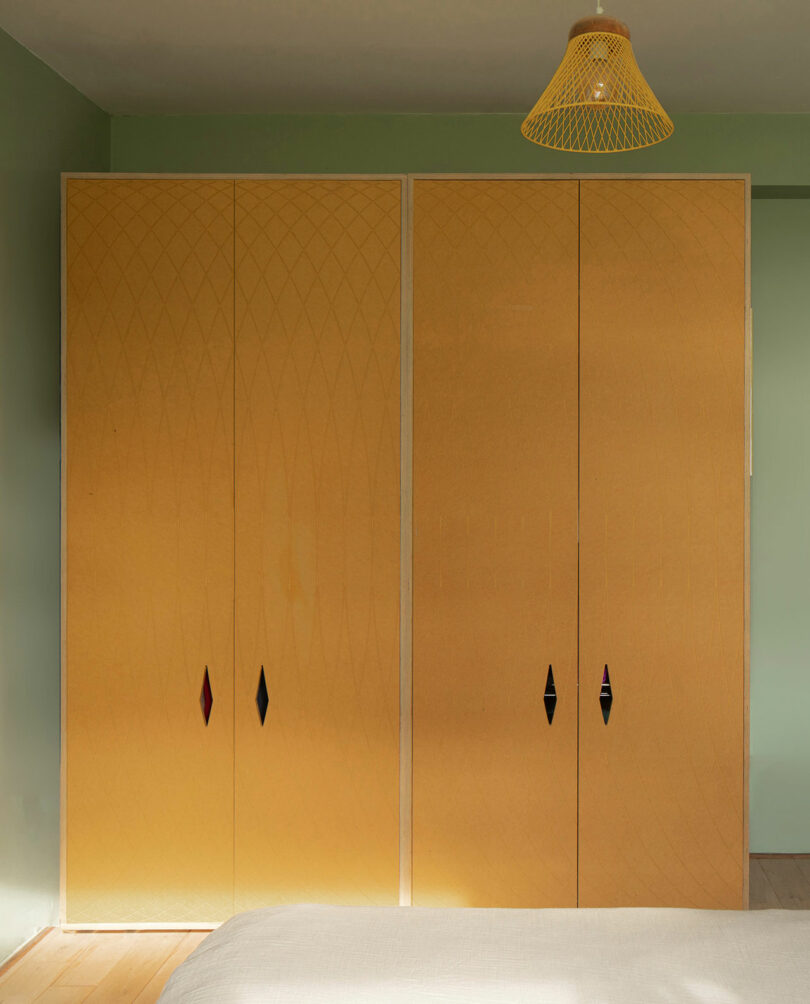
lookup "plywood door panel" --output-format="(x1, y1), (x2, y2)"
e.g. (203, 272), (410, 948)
(578, 180), (746, 908)
(65, 179), (235, 923)
(234, 180), (400, 909)
(412, 180), (579, 907)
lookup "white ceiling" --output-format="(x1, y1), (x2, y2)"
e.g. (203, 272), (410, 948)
(0, 0), (807, 116)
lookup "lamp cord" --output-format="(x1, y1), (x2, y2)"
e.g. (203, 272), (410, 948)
(596, 2), (604, 12)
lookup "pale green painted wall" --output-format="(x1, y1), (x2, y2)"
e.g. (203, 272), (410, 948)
(750, 199), (810, 852)
(0, 39), (802, 964)
(110, 112), (810, 182)
(0, 100), (805, 965)
(110, 112), (810, 854)
(0, 29), (109, 963)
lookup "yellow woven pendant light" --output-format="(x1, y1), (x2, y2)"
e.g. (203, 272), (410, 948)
(521, 8), (673, 153)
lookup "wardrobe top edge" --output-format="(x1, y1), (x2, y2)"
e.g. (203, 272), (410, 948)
(61, 172), (752, 182)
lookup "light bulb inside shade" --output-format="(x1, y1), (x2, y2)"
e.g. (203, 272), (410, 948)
(583, 69), (614, 103)
(585, 38), (614, 102)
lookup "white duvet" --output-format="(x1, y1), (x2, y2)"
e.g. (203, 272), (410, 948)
(159, 903), (810, 1003)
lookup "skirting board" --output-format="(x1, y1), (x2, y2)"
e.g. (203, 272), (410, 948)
(61, 923), (219, 932)
(0, 927), (52, 976)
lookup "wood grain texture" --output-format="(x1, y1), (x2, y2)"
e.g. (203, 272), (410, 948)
(233, 180), (401, 908)
(412, 180), (580, 907)
(56, 933), (139, 988)
(0, 928), (52, 980)
(80, 934), (178, 1002)
(0, 932), (84, 999)
(0, 930), (205, 1003)
(65, 179), (235, 923)
(132, 932), (208, 1002)
(578, 180), (747, 908)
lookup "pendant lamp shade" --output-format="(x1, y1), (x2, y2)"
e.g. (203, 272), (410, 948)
(521, 15), (673, 153)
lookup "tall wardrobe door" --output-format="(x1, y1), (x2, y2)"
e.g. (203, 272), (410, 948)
(412, 180), (580, 907)
(234, 180), (401, 908)
(579, 180), (747, 908)
(65, 179), (235, 923)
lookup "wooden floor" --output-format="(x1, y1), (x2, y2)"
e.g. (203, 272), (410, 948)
(2, 857), (808, 1002)
(749, 854), (810, 910)
(0, 930), (208, 1003)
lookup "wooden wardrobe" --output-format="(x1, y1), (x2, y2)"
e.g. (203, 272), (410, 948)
(412, 177), (749, 910)
(63, 174), (749, 924)
(63, 177), (402, 924)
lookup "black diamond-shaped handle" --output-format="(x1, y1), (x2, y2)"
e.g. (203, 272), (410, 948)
(256, 666), (269, 725)
(543, 665), (557, 724)
(599, 665), (613, 725)
(200, 666), (213, 725)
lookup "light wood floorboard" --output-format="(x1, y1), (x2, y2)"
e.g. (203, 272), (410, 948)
(1, 858), (807, 1000)
(0, 930), (204, 1004)
(132, 934), (208, 1004)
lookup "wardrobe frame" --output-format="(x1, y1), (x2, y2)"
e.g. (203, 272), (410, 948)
(60, 172), (751, 928)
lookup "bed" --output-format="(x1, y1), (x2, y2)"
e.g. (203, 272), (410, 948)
(159, 903), (810, 1002)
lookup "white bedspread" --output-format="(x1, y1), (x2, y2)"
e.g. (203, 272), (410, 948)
(159, 904), (810, 1003)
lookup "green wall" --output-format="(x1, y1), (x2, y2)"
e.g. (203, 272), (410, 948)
(111, 112), (810, 183)
(750, 199), (810, 851)
(110, 112), (810, 854)
(1, 92), (806, 966)
(0, 29), (109, 964)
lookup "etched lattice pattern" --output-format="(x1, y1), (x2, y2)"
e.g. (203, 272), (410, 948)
(234, 180), (401, 908)
(412, 181), (580, 908)
(522, 32), (673, 152)
(65, 179), (235, 923)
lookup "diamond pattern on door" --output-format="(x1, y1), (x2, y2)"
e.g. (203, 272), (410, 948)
(65, 179), (235, 924)
(412, 180), (579, 908)
(234, 180), (401, 908)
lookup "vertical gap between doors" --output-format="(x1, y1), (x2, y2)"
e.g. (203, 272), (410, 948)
(576, 180), (581, 910)
(232, 180), (237, 918)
